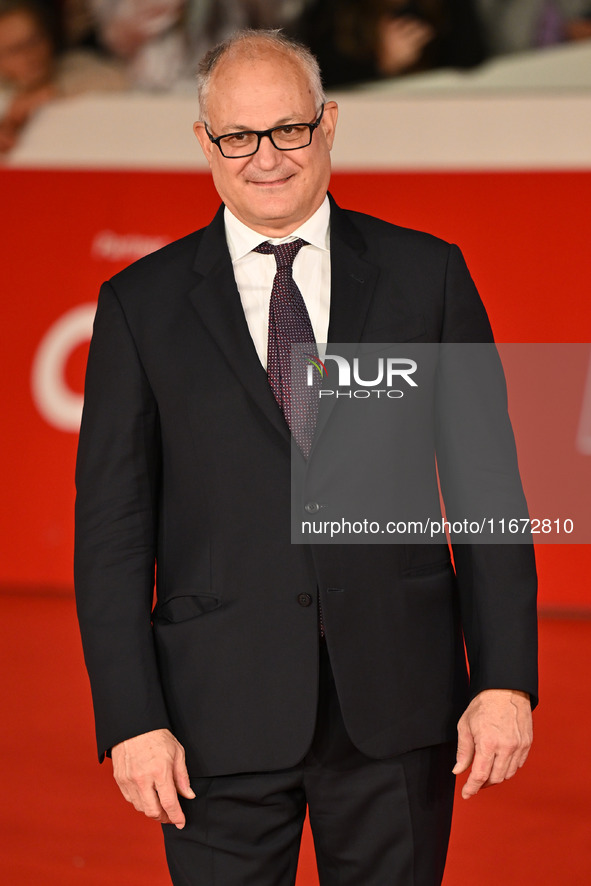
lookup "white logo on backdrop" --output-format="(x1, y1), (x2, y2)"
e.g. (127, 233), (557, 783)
(91, 230), (167, 262)
(31, 304), (96, 433)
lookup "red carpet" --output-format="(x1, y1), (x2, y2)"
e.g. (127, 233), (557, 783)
(1, 592), (589, 885)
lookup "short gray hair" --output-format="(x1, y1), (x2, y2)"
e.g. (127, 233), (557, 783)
(197, 29), (326, 121)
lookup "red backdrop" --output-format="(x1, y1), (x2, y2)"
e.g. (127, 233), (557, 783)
(2, 168), (590, 607)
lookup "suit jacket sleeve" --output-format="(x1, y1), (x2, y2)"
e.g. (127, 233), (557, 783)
(438, 244), (538, 707)
(75, 280), (171, 760)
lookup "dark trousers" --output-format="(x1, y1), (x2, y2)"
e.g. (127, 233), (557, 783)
(162, 641), (456, 886)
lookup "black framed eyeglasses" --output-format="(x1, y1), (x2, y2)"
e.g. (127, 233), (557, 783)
(204, 106), (325, 159)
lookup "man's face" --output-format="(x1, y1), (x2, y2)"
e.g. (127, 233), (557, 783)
(194, 47), (338, 236)
(0, 11), (53, 89)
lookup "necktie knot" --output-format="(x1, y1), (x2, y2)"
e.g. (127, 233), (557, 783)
(254, 238), (306, 269)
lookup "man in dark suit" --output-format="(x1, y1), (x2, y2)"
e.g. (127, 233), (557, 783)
(75, 28), (537, 886)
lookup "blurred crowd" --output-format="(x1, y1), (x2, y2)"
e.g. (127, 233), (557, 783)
(1, 0), (591, 152)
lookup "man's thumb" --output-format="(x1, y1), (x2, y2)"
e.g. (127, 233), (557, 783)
(452, 729), (475, 775)
(174, 755), (196, 799)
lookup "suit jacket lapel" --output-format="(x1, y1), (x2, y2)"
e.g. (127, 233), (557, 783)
(327, 195), (380, 344)
(188, 205), (291, 445)
(312, 196), (380, 443)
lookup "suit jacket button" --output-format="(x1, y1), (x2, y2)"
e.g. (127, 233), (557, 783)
(304, 502), (320, 513)
(297, 593), (313, 607)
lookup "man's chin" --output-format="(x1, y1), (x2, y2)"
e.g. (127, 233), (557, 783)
(245, 193), (299, 223)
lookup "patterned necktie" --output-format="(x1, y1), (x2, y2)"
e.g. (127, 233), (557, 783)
(254, 239), (319, 457)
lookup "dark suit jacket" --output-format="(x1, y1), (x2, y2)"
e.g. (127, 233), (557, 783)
(74, 196), (538, 776)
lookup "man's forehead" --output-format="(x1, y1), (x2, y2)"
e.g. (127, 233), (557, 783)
(215, 43), (299, 73)
(209, 47), (309, 96)
(207, 52), (315, 128)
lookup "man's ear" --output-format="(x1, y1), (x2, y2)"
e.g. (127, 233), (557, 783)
(193, 121), (213, 165)
(321, 101), (338, 151)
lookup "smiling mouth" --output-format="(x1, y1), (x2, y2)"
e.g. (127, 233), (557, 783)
(249, 175), (294, 187)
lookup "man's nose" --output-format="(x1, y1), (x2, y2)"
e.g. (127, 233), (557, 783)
(252, 133), (283, 169)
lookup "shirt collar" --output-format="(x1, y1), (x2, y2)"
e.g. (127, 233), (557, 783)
(224, 195), (330, 263)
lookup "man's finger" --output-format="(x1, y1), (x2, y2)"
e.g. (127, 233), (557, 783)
(156, 781), (186, 829)
(503, 754), (522, 781)
(116, 777), (145, 812)
(132, 787), (174, 825)
(139, 785), (170, 821)
(485, 750), (515, 785)
(461, 748), (495, 798)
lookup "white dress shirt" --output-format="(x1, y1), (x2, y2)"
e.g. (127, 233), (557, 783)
(224, 196), (331, 368)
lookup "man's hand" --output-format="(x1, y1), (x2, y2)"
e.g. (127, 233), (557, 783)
(453, 689), (533, 799)
(111, 728), (196, 828)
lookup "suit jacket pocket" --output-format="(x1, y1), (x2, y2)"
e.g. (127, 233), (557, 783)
(361, 314), (426, 345)
(153, 592), (221, 624)
(402, 544), (452, 577)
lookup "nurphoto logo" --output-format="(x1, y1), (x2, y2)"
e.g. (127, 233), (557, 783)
(305, 352), (418, 399)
